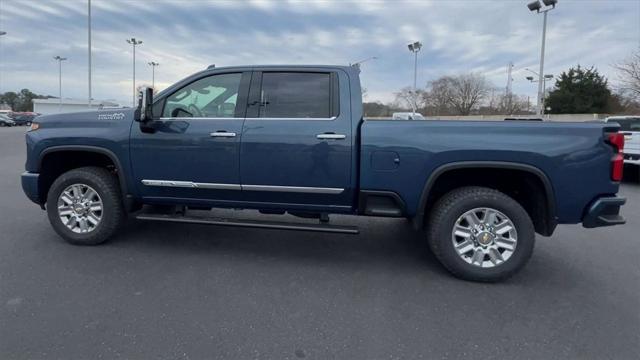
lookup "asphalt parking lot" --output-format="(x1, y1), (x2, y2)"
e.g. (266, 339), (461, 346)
(0, 125), (638, 359)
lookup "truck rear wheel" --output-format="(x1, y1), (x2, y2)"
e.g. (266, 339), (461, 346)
(427, 186), (535, 282)
(46, 167), (125, 245)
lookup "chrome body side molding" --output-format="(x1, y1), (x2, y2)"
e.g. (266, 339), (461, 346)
(141, 180), (344, 194)
(242, 184), (344, 194)
(141, 180), (241, 191)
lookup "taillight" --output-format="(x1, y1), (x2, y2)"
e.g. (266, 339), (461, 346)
(607, 132), (624, 182)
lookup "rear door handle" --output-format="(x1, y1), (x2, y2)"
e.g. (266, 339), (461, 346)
(317, 133), (346, 140)
(210, 131), (236, 138)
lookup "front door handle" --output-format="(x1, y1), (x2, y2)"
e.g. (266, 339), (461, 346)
(210, 131), (237, 138)
(316, 133), (346, 140)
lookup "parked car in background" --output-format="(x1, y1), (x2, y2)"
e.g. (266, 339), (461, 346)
(605, 116), (640, 178)
(392, 112), (425, 120)
(12, 114), (37, 126)
(0, 114), (16, 127)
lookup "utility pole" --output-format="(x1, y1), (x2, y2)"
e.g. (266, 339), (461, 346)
(126, 38), (143, 107)
(53, 56), (68, 112)
(505, 62), (514, 113)
(505, 62), (513, 96)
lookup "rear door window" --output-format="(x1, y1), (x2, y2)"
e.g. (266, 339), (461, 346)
(258, 72), (338, 119)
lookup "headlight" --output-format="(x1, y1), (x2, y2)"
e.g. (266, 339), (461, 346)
(28, 122), (40, 131)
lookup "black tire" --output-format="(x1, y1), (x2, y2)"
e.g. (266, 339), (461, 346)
(427, 186), (535, 282)
(46, 167), (125, 245)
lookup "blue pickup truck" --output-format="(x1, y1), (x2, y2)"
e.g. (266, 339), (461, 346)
(21, 65), (627, 282)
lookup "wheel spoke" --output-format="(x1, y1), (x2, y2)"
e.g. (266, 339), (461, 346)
(464, 212), (481, 227)
(495, 237), (516, 251)
(494, 220), (513, 235)
(454, 225), (472, 239)
(90, 201), (103, 212)
(79, 218), (89, 232)
(66, 216), (77, 228)
(58, 206), (73, 216)
(488, 248), (504, 265)
(84, 188), (98, 201)
(61, 194), (73, 206)
(87, 213), (100, 226)
(471, 249), (484, 266)
(485, 209), (498, 225)
(455, 240), (475, 254)
(72, 185), (81, 199)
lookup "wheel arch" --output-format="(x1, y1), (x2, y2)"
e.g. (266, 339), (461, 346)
(38, 145), (130, 207)
(414, 161), (557, 236)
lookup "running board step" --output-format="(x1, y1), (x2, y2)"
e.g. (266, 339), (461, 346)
(135, 213), (359, 234)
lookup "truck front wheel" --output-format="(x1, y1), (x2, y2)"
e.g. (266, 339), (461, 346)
(427, 186), (535, 282)
(46, 167), (125, 245)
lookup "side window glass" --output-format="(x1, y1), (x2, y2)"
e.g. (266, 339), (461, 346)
(259, 72), (333, 118)
(163, 73), (242, 118)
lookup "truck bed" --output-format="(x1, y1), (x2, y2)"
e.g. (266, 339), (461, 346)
(359, 120), (619, 224)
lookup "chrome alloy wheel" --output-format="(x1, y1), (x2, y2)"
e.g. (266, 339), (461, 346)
(451, 207), (518, 268)
(57, 184), (103, 234)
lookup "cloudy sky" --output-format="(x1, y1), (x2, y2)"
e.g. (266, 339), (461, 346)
(0, 0), (639, 106)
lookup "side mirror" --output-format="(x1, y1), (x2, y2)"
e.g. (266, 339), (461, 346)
(138, 87), (154, 122)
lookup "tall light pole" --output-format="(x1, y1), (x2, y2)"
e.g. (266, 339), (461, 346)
(527, 0), (557, 116)
(148, 61), (159, 90)
(1, 32), (6, 100)
(88, 0), (92, 108)
(53, 56), (68, 112)
(126, 38), (143, 106)
(407, 41), (422, 116)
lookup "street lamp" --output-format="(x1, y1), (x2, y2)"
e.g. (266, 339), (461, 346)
(525, 72), (554, 115)
(527, 0), (557, 116)
(407, 41), (422, 116)
(126, 38), (143, 106)
(53, 56), (68, 112)
(148, 61), (159, 89)
(350, 56), (378, 69)
(0, 31), (6, 36)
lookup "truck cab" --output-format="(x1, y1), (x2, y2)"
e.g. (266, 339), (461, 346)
(133, 66), (357, 213)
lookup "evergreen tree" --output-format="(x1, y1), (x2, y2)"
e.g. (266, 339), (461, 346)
(546, 66), (613, 114)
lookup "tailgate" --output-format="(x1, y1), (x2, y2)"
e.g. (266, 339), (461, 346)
(622, 131), (640, 154)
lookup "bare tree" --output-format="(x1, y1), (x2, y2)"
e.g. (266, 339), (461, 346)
(361, 87), (368, 100)
(424, 78), (453, 115)
(498, 93), (528, 114)
(423, 73), (491, 115)
(445, 73), (491, 115)
(394, 86), (426, 112)
(614, 51), (640, 100)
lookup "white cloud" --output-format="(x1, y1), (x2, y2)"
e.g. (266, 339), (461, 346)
(0, 0), (638, 105)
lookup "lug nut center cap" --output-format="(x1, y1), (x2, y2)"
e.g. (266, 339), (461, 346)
(477, 232), (494, 246)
